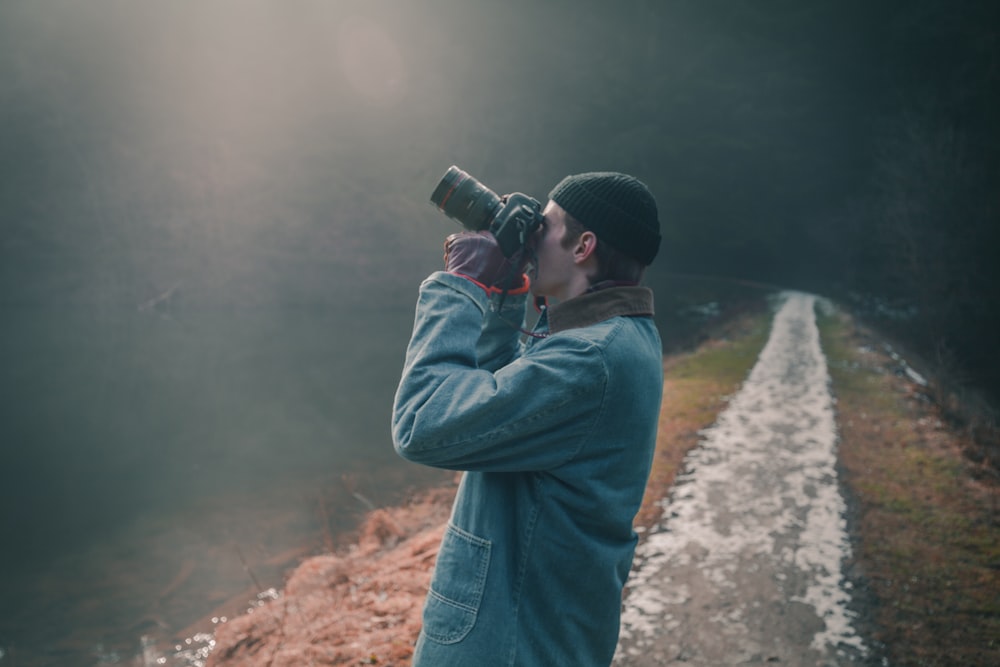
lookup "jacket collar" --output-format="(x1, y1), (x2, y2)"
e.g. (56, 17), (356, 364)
(545, 285), (655, 333)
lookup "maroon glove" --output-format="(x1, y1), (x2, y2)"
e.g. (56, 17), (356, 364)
(444, 231), (529, 294)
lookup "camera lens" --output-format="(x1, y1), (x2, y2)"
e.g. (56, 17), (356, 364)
(430, 166), (502, 232)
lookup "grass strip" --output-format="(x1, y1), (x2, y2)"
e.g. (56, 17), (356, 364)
(817, 305), (1000, 666)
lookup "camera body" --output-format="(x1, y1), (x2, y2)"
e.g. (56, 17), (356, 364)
(430, 166), (543, 258)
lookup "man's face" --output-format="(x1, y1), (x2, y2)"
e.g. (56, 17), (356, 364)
(529, 200), (578, 300)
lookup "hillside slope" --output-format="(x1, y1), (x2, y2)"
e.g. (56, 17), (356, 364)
(189, 298), (998, 667)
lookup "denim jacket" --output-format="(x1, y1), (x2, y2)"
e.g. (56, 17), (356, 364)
(392, 271), (663, 666)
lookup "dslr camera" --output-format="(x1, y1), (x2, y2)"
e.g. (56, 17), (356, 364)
(430, 166), (543, 258)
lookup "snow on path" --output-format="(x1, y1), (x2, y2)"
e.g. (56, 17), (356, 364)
(615, 292), (870, 666)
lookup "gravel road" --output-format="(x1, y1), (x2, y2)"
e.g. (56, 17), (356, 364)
(615, 292), (875, 666)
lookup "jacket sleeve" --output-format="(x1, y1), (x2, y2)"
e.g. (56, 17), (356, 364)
(391, 271), (608, 472)
(476, 278), (528, 373)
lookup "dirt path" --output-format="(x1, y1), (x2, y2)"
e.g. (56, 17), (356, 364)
(615, 292), (872, 666)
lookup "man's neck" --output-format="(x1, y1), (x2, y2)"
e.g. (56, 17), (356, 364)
(552, 270), (596, 302)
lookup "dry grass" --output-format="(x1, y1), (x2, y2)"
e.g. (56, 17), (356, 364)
(206, 486), (456, 667)
(818, 306), (1000, 666)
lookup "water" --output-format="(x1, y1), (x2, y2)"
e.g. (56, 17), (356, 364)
(0, 301), (451, 665)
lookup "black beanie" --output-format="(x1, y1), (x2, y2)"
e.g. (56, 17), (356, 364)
(548, 172), (661, 265)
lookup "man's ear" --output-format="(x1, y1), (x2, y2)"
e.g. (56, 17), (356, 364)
(573, 231), (598, 264)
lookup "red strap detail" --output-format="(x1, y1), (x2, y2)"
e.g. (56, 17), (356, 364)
(449, 272), (531, 297)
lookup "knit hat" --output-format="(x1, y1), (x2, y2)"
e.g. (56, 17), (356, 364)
(548, 172), (661, 265)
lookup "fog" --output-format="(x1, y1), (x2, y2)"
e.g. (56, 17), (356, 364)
(0, 0), (887, 308)
(0, 0), (997, 662)
(2, 1), (450, 307)
(5, 0), (995, 306)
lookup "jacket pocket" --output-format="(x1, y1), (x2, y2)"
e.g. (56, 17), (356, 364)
(421, 523), (492, 644)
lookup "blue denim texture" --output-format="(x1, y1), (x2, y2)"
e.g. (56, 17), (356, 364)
(392, 271), (663, 666)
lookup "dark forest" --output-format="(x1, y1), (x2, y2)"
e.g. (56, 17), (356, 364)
(1, 0), (998, 397)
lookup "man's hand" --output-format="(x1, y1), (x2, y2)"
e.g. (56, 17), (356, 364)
(444, 231), (528, 293)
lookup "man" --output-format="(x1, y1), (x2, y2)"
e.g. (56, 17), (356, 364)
(392, 171), (663, 666)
